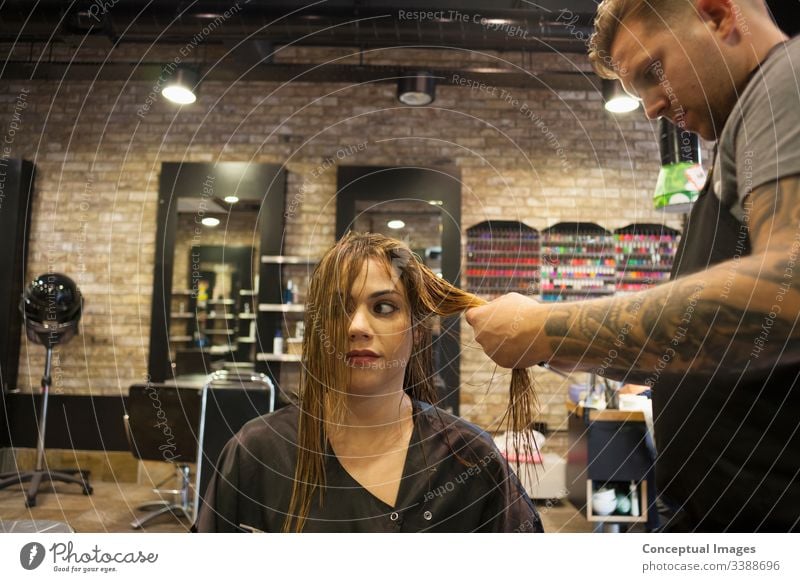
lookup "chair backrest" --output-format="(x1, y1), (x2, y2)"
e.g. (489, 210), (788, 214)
(125, 384), (203, 464)
(194, 372), (275, 518)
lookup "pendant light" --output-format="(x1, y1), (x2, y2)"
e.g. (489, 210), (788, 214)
(162, 66), (200, 105)
(603, 79), (639, 114)
(398, 72), (436, 106)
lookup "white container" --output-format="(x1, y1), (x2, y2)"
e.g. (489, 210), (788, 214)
(592, 488), (618, 516)
(273, 331), (284, 354)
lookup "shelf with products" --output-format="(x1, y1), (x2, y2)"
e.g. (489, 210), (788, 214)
(586, 480), (648, 524)
(614, 224), (681, 293)
(540, 222), (617, 302)
(465, 220), (540, 299)
(257, 252), (315, 389)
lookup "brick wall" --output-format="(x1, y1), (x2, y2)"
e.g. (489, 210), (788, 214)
(1, 44), (695, 430)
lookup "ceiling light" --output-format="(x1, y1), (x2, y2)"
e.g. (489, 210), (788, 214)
(224, 195), (239, 204)
(162, 67), (199, 105)
(387, 219), (405, 230)
(201, 217), (220, 227)
(428, 200), (443, 206)
(602, 79), (639, 114)
(398, 72), (436, 106)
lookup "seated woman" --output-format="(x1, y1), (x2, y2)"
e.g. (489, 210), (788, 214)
(195, 232), (543, 532)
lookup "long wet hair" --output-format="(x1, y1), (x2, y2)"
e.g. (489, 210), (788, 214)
(284, 232), (537, 532)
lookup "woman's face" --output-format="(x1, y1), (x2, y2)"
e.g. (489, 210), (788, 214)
(345, 258), (413, 395)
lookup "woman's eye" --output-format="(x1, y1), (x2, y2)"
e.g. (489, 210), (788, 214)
(374, 302), (397, 315)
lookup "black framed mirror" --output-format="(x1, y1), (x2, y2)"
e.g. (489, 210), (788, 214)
(148, 162), (286, 383)
(336, 166), (462, 415)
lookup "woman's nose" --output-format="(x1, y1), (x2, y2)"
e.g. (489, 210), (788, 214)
(348, 307), (372, 339)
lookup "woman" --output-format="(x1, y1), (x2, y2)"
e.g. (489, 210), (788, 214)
(195, 232), (542, 532)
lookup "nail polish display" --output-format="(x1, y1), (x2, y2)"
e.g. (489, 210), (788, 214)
(464, 221), (681, 301)
(466, 221), (540, 300)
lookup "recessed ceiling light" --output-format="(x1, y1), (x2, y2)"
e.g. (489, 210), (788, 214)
(201, 217), (220, 227)
(387, 219), (405, 230)
(224, 195), (239, 204)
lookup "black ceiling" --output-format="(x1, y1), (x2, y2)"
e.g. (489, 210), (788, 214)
(0, 1), (795, 89)
(1, 1), (598, 51)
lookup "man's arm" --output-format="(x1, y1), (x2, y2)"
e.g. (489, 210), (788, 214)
(466, 176), (800, 383)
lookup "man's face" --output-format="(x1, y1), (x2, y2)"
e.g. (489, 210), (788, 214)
(610, 12), (737, 141)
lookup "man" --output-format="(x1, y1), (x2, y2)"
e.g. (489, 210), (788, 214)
(466, 0), (800, 532)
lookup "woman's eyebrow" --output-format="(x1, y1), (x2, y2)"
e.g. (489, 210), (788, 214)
(367, 289), (401, 299)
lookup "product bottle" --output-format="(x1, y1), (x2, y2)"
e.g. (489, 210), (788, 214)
(629, 481), (640, 517)
(284, 279), (295, 304)
(273, 329), (284, 354)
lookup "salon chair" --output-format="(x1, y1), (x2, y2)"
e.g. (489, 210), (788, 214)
(124, 384), (202, 529)
(125, 371), (274, 529)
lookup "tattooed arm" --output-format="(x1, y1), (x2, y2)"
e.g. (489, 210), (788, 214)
(466, 176), (800, 383)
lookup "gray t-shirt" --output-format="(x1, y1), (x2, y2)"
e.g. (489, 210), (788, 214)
(713, 35), (800, 221)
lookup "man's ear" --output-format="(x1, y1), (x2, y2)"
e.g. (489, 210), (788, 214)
(695, 0), (739, 42)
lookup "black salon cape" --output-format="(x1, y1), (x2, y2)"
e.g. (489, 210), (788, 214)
(195, 401), (543, 532)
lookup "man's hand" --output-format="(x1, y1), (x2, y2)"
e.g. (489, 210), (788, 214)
(465, 292), (544, 369)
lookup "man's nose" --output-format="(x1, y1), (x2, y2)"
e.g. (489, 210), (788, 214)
(643, 93), (668, 120)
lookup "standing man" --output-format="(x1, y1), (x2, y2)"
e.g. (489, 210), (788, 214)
(467, 0), (799, 532)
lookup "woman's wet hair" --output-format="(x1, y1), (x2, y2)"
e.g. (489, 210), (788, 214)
(285, 232), (538, 531)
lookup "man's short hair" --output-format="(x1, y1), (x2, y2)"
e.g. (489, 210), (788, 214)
(588, 0), (691, 79)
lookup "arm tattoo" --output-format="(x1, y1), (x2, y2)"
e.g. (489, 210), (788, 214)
(544, 176), (800, 384)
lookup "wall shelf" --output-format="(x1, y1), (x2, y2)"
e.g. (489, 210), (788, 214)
(261, 255), (319, 265)
(258, 303), (305, 313)
(257, 353), (301, 362)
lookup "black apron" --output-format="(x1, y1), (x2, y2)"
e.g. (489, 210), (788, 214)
(654, 158), (800, 532)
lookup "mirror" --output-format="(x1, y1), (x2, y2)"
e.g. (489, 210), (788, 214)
(149, 163), (286, 383)
(353, 199), (443, 276)
(336, 166), (461, 414)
